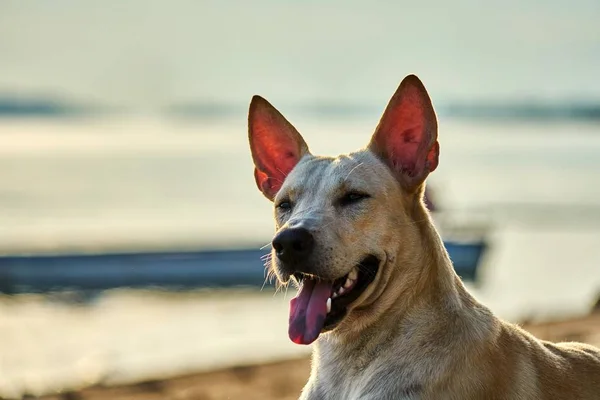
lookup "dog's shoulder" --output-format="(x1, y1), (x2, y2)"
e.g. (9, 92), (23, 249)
(536, 340), (600, 398)
(485, 321), (600, 399)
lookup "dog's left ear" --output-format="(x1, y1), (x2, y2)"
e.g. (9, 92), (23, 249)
(248, 95), (309, 201)
(368, 75), (439, 192)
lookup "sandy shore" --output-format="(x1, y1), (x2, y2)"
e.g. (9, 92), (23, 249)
(37, 312), (600, 400)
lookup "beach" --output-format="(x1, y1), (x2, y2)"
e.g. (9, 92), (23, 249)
(34, 312), (600, 400)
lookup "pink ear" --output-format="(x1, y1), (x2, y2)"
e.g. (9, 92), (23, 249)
(248, 96), (309, 200)
(368, 75), (439, 191)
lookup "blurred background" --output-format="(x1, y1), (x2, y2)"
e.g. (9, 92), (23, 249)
(1, 1), (599, 399)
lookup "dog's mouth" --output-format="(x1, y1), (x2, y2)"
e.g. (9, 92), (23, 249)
(288, 255), (380, 345)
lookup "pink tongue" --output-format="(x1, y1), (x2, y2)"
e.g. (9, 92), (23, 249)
(289, 279), (332, 345)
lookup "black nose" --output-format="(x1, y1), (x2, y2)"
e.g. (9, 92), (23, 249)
(272, 227), (315, 263)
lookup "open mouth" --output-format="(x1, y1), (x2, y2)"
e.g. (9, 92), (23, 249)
(288, 255), (380, 345)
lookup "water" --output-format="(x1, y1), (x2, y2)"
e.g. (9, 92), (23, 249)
(1, 116), (600, 251)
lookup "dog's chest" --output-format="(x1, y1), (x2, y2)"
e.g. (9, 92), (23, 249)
(309, 362), (422, 400)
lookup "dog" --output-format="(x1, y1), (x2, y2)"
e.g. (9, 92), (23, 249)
(247, 75), (600, 399)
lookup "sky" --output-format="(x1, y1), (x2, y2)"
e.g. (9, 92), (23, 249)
(1, 0), (599, 109)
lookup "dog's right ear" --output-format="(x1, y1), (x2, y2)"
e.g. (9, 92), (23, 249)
(248, 96), (309, 201)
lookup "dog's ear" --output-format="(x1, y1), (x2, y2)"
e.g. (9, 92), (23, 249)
(248, 95), (309, 200)
(368, 75), (439, 192)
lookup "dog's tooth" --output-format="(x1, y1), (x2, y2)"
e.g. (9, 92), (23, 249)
(326, 298), (331, 313)
(343, 278), (353, 289)
(338, 287), (345, 296)
(348, 268), (358, 281)
(332, 292), (338, 299)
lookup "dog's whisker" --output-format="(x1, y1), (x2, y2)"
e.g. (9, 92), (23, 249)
(283, 283), (290, 300)
(356, 263), (378, 278)
(343, 162), (364, 182)
(264, 173), (286, 185)
(260, 271), (270, 292)
(274, 166), (289, 179)
(261, 253), (278, 293)
(274, 279), (288, 297)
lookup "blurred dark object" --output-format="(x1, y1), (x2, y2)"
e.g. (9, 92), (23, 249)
(0, 96), (99, 117)
(593, 292), (600, 313)
(0, 241), (485, 294)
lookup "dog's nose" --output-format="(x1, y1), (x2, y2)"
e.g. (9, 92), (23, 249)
(272, 227), (315, 263)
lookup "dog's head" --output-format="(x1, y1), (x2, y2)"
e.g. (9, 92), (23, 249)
(248, 75), (439, 345)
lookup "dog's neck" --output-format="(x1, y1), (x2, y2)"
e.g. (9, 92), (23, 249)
(313, 202), (498, 391)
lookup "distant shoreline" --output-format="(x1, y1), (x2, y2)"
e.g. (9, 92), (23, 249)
(2, 98), (600, 121)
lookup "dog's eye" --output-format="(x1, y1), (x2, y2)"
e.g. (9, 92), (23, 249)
(277, 200), (292, 210)
(339, 192), (370, 207)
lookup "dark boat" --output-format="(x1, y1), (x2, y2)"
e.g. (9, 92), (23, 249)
(0, 241), (485, 294)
